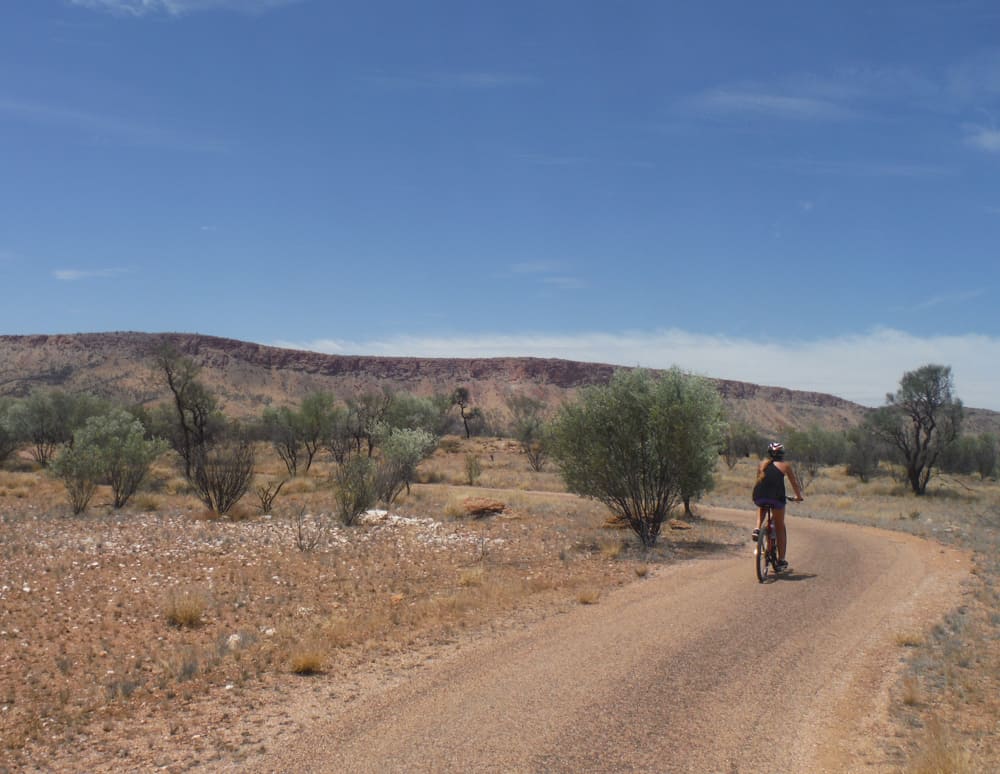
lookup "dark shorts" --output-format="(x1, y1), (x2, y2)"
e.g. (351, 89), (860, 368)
(754, 498), (786, 508)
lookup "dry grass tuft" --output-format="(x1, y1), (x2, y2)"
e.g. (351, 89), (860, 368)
(164, 591), (207, 628)
(908, 717), (975, 774)
(577, 588), (600, 605)
(288, 647), (326, 675)
(901, 674), (922, 707)
(896, 631), (925, 647)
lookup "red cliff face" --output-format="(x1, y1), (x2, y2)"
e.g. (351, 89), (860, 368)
(3, 331), (994, 435)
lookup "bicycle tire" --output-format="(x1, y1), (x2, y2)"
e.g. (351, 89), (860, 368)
(755, 521), (769, 583)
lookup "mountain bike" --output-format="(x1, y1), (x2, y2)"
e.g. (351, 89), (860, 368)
(754, 499), (799, 583)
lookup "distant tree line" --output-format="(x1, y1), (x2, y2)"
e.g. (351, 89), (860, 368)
(0, 356), (991, 525)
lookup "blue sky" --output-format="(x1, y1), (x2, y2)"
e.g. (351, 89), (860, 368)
(2, 1), (999, 409)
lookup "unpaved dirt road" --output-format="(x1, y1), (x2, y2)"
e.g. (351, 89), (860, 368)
(240, 509), (969, 773)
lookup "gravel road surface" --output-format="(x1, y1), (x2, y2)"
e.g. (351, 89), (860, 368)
(240, 509), (968, 773)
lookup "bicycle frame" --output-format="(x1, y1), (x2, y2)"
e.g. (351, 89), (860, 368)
(755, 504), (780, 583)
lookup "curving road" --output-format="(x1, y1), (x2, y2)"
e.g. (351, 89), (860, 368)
(241, 509), (968, 773)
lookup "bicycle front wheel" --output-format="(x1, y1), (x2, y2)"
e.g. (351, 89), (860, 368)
(755, 526), (769, 583)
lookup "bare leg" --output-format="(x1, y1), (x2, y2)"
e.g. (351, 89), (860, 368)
(756, 507), (766, 531)
(773, 507), (787, 560)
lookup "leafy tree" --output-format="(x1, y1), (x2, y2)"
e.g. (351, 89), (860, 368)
(451, 387), (482, 439)
(154, 345), (224, 479)
(845, 425), (883, 483)
(73, 409), (167, 508)
(506, 394), (549, 472)
(50, 443), (103, 515)
(262, 406), (304, 477)
(786, 427), (847, 489)
(6, 390), (106, 466)
(376, 427), (437, 504)
(334, 455), (377, 526)
(550, 368), (719, 548)
(155, 345), (253, 514)
(297, 391), (337, 471)
(868, 364), (963, 495)
(669, 372), (726, 516)
(384, 392), (451, 436)
(347, 390), (393, 456)
(0, 398), (20, 465)
(722, 420), (762, 470)
(972, 433), (998, 480)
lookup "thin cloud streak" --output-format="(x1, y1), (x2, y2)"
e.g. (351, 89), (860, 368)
(53, 268), (128, 281)
(70, 0), (304, 16)
(0, 98), (223, 152)
(275, 328), (1000, 411)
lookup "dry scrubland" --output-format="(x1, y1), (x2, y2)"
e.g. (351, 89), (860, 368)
(0, 439), (997, 772)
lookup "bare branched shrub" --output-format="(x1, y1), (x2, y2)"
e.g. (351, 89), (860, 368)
(334, 455), (376, 526)
(464, 454), (482, 486)
(292, 505), (329, 552)
(190, 440), (255, 516)
(254, 478), (286, 514)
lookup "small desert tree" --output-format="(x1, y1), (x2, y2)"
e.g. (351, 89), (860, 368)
(722, 420), (762, 470)
(376, 427), (437, 504)
(451, 387), (482, 439)
(550, 368), (719, 548)
(50, 443), (103, 514)
(334, 455), (377, 526)
(262, 406), (303, 477)
(669, 372), (726, 516)
(506, 394), (550, 472)
(73, 409), (167, 508)
(155, 345), (253, 514)
(189, 437), (255, 516)
(845, 425), (883, 483)
(6, 390), (106, 466)
(0, 399), (20, 465)
(868, 364), (963, 495)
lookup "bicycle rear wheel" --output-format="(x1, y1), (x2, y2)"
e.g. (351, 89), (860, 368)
(755, 522), (769, 583)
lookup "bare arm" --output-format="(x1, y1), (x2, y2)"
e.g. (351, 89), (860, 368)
(776, 461), (804, 500)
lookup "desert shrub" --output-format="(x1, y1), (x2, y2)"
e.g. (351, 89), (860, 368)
(189, 440), (255, 516)
(376, 427), (437, 505)
(334, 455), (376, 526)
(550, 368), (723, 547)
(464, 453), (482, 486)
(722, 420), (763, 469)
(506, 394), (550, 472)
(254, 477), (286, 514)
(73, 409), (167, 508)
(6, 389), (107, 466)
(50, 443), (103, 514)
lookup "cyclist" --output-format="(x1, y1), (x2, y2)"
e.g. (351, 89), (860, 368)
(752, 441), (804, 572)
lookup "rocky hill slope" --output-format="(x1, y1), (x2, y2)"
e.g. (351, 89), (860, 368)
(0, 332), (994, 436)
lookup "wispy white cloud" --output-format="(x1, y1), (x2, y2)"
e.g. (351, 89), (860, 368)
(779, 158), (955, 178)
(964, 125), (1000, 152)
(53, 268), (128, 281)
(273, 328), (1000, 411)
(909, 289), (988, 312)
(69, 0), (304, 16)
(689, 89), (854, 121)
(0, 97), (222, 151)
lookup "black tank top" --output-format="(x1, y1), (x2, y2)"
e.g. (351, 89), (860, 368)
(757, 461), (786, 501)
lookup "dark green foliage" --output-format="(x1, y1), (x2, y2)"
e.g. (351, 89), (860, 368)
(506, 394), (549, 472)
(868, 364), (963, 495)
(550, 368), (723, 547)
(335, 455), (377, 526)
(73, 409), (167, 509)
